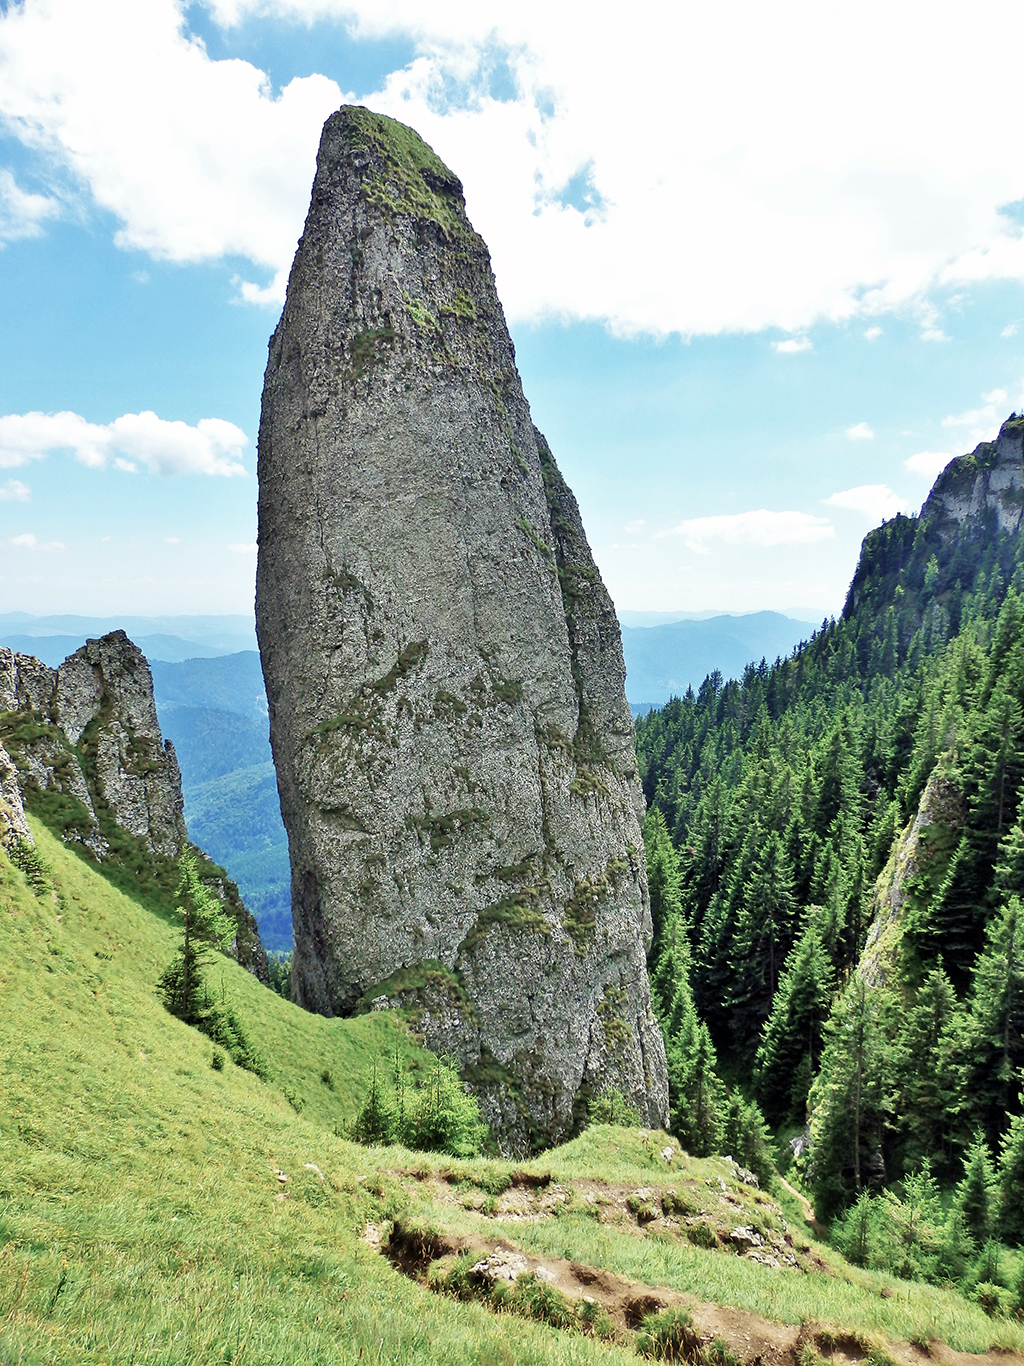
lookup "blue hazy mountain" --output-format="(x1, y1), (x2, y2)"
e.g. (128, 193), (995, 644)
(147, 653), (292, 954)
(0, 613), (817, 950)
(621, 611), (815, 706)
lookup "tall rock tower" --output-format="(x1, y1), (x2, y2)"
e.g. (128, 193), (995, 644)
(257, 107), (668, 1143)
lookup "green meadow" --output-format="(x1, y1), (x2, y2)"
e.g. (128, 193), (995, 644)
(3, 821), (1021, 1364)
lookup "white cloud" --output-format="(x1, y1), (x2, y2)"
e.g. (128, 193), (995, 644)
(0, 167), (60, 245)
(1003, 323), (1018, 337)
(864, 326), (882, 340)
(0, 410), (248, 476)
(941, 384), (1021, 446)
(0, 0), (341, 303)
(665, 509), (835, 554)
(9, 531), (64, 550)
(0, 479), (30, 501)
(165, 536), (181, 544)
(774, 337), (812, 353)
(228, 541), (258, 553)
(905, 451), (951, 478)
(824, 484), (907, 520)
(623, 518), (645, 533)
(8, 1), (1024, 332)
(921, 326), (950, 342)
(846, 422), (875, 441)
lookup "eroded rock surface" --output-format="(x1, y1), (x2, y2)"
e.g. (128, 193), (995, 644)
(256, 106), (668, 1142)
(0, 630), (268, 982)
(925, 415), (1024, 536)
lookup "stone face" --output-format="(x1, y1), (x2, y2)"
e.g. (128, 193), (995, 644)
(858, 767), (963, 988)
(0, 630), (269, 983)
(256, 105), (668, 1141)
(56, 631), (186, 858)
(925, 417), (1024, 536)
(0, 740), (31, 850)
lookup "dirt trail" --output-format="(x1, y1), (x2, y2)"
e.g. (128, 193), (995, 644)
(777, 1173), (827, 1237)
(379, 1221), (1024, 1366)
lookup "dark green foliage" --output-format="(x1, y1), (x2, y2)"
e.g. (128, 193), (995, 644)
(157, 849), (267, 1079)
(753, 916), (835, 1122)
(267, 951), (293, 998)
(587, 1088), (641, 1127)
(998, 1104), (1024, 1244)
(7, 837), (54, 899)
(635, 462), (1024, 1242)
(352, 1052), (485, 1157)
(721, 1093), (775, 1187)
(956, 1135), (998, 1244)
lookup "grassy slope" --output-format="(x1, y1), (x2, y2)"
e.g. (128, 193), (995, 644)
(2, 823), (1021, 1364)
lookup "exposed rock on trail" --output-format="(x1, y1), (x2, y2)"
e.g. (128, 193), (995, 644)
(256, 105), (667, 1142)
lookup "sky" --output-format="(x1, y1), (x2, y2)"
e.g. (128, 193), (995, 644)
(3, 2), (1024, 619)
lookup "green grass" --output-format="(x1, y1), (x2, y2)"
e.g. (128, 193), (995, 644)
(3, 821), (1022, 1363)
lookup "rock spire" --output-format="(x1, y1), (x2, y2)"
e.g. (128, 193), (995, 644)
(257, 106), (667, 1143)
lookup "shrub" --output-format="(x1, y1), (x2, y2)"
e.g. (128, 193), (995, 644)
(588, 1088), (641, 1127)
(636, 1306), (701, 1362)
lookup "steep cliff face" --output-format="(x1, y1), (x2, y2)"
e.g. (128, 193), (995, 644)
(0, 740), (31, 850)
(858, 766), (963, 988)
(0, 631), (268, 983)
(924, 416), (1024, 536)
(257, 106), (668, 1142)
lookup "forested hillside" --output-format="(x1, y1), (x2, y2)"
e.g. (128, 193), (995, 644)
(151, 652), (292, 951)
(636, 417), (1024, 1282)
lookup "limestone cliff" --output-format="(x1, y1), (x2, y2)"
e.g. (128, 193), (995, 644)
(924, 415), (1024, 537)
(858, 766), (963, 987)
(256, 105), (668, 1142)
(0, 631), (268, 983)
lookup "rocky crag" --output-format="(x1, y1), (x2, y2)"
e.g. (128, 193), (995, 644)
(0, 630), (267, 982)
(256, 106), (668, 1144)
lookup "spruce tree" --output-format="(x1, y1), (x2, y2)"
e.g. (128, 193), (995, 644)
(728, 830), (797, 1050)
(955, 1133), (998, 1245)
(999, 1102), (1024, 1245)
(808, 976), (891, 1220)
(753, 917), (835, 1122)
(157, 848), (236, 1024)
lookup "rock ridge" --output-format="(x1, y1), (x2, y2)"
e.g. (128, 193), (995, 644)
(0, 630), (267, 982)
(256, 105), (668, 1144)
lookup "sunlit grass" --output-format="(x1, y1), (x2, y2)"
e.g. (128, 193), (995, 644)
(2, 820), (1021, 1362)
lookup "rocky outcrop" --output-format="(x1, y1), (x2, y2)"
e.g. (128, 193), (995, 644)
(924, 415), (1024, 537)
(0, 740), (31, 850)
(256, 105), (668, 1143)
(858, 766), (963, 987)
(0, 630), (268, 983)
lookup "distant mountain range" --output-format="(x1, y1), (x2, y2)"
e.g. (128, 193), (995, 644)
(147, 653), (291, 956)
(620, 610), (815, 705)
(0, 612), (256, 666)
(0, 609), (821, 949)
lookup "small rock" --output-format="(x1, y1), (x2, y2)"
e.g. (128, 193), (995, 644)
(661, 1145), (674, 1163)
(469, 1251), (529, 1286)
(730, 1226), (764, 1249)
(534, 1266), (556, 1284)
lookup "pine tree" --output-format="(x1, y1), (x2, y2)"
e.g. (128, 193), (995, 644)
(643, 806), (684, 952)
(955, 1134), (998, 1244)
(998, 1102), (1024, 1245)
(728, 831), (797, 1050)
(157, 848), (236, 1024)
(807, 976), (891, 1220)
(965, 895), (1024, 1144)
(753, 917), (835, 1122)
(890, 965), (962, 1177)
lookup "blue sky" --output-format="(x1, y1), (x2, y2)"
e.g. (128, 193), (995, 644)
(3, 0), (1024, 618)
